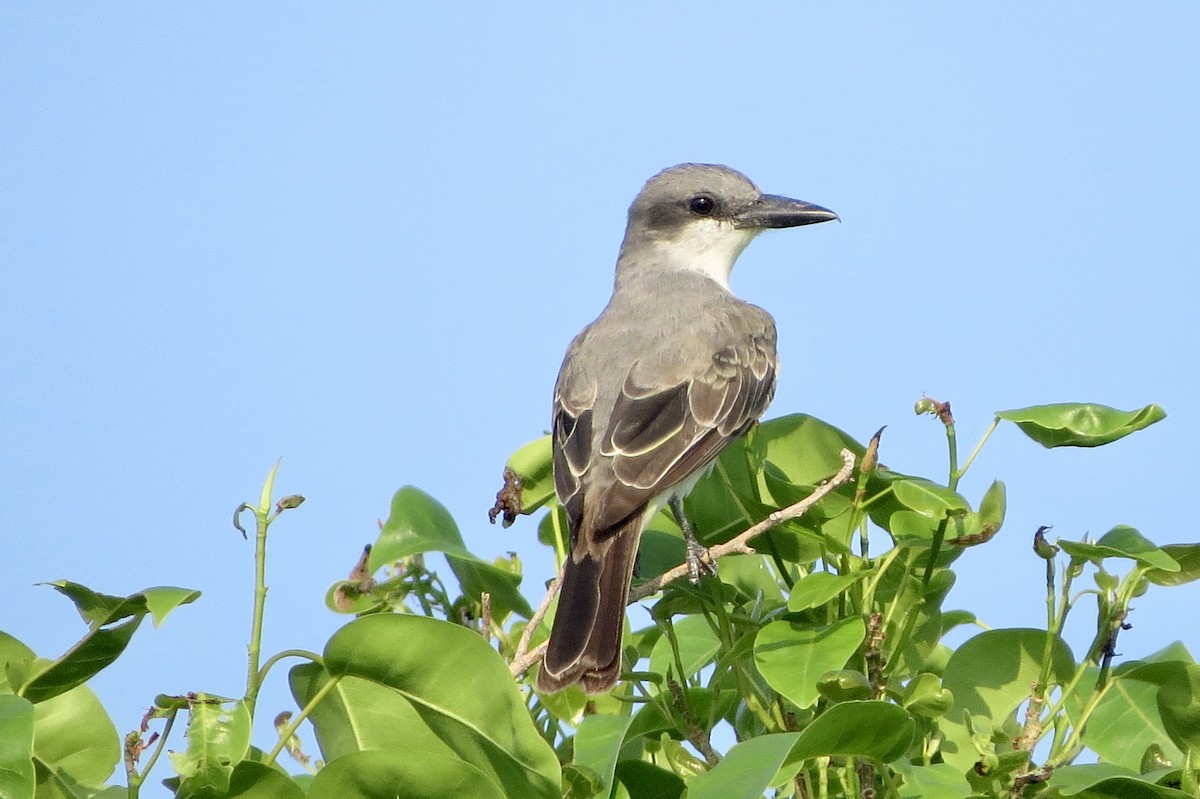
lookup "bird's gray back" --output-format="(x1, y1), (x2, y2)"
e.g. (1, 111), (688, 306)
(553, 271), (778, 542)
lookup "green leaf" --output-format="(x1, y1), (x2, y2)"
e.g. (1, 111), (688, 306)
(290, 663), (459, 763)
(682, 414), (862, 547)
(753, 414), (865, 490)
(995, 402), (1166, 448)
(816, 670), (873, 702)
(503, 435), (556, 518)
(902, 673), (954, 718)
(658, 738), (707, 781)
(19, 617), (143, 704)
(887, 510), (946, 547)
(754, 617), (866, 709)
(221, 761), (306, 798)
(614, 760), (684, 799)
(0, 633), (36, 694)
(39, 582), (139, 627)
(0, 695), (35, 799)
(322, 614), (560, 799)
(1058, 526), (1180, 572)
(685, 733), (799, 799)
(32, 759), (111, 799)
(535, 505), (570, 550)
(786, 701), (914, 764)
(32, 683), (120, 789)
(713, 554), (786, 605)
(140, 587), (203, 628)
(40, 581), (200, 629)
(572, 714), (633, 798)
(624, 688), (737, 746)
(1146, 544), (1200, 587)
(369, 487), (472, 571)
(787, 571), (868, 612)
(1115, 641), (1195, 683)
(445, 554), (533, 620)
(939, 628), (1076, 771)
(950, 479), (1008, 546)
(682, 447), (776, 546)
(168, 695), (252, 796)
(978, 479), (1006, 530)
(894, 761), (974, 799)
(891, 479), (969, 517)
(1074, 667), (1183, 771)
(14, 583), (198, 704)
(306, 749), (507, 799)
(1156, 663), (1200, 755)
(634, 524), (685, 581)
(1049, 763), (1192, 798)
(560, 764), (604, 798)
(649, 615), (721, 682)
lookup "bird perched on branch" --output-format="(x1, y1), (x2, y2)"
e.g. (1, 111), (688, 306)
(537, 164), (837, 694)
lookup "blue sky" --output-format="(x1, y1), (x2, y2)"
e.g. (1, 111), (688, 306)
(3, 4), (1198, 791)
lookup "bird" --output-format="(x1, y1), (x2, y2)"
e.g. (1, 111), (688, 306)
(537, 163), (837, 694)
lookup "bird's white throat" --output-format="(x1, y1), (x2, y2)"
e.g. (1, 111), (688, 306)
(652, 218), (760, 291)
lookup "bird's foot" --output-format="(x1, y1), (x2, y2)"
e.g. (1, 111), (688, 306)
(671, 494), (717, 584)
(685, 535), (717, 584)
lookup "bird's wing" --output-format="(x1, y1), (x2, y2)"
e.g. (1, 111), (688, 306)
(551, 370), (594, 543)
(554, 321), (777, 544)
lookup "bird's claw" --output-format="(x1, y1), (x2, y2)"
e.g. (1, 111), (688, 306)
(670, 494), (717, 584)
(685, 536), (717, 584)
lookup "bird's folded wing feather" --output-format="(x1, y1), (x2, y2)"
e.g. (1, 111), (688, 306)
(553, 330), (776, 545)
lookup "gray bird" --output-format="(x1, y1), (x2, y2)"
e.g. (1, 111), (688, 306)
(538, 164), (837, 694)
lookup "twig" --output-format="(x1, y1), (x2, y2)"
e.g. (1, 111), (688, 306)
(510, 574), (561, 674)
(629, 449), (857, 602)
(669, 675), (719, 766)
(509, 449), (857, 678)
(864, 611), (887, 699)
(480, 591), (493, 640)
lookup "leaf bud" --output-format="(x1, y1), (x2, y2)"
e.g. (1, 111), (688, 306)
(816, 669), (873, 702)
(276, 494), (306, 512)
(1094, 569), (1118, 592)
(1033, 526), (1059, 560)
(914, 397), (937, 416)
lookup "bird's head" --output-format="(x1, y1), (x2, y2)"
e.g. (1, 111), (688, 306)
(619, 163), (837, 289)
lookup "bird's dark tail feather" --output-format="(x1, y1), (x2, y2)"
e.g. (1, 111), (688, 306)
(537, 517), (641, 694)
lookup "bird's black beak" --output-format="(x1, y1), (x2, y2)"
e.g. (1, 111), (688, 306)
(734, 195), (839, 229)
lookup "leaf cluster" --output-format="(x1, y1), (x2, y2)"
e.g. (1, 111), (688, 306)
(3, 401), (1198, 799)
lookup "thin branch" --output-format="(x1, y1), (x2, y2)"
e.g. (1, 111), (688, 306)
(480, 591), (493, 639)
(509, 448), (857, 679)
(512, 574), (560, 666)
(629, 449), (857, 602)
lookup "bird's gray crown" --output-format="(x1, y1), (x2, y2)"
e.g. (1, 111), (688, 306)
(624, 164), (837, 243)
(627, 163), (762, 236)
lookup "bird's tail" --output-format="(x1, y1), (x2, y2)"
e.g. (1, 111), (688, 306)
(537, 515), (641, 694)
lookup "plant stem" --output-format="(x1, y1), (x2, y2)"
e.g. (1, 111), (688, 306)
(957, 417), (1000, 482)
(1023, 561), (1080, 753)
(1044, 558), (1057, 633)
(244, 459), (281, 715)
(1033, 560), (1064, 713)
(921, 516), (949, 591)
(138, 712), (175, 785)
(860, 547), (902, 611)
(127, 709), (177, 797)
(256, 649), (322, 686)
(1046, 678), (1113, 768)
(265, 673), (343, 765)
(945, 424), (960, 491)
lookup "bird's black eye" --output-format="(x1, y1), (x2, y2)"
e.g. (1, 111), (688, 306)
(688, 195), (716, 216)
